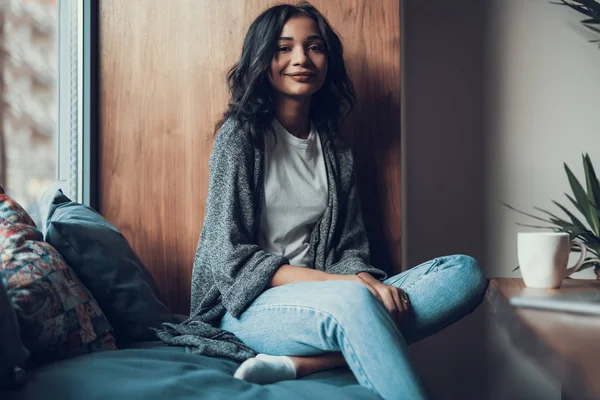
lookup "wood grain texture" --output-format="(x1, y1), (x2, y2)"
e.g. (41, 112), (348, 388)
(488, 278), (600, 400)
(99, 0), (401, 313)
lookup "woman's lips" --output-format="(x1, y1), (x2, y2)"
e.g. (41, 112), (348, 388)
(286, 74), (315, 82)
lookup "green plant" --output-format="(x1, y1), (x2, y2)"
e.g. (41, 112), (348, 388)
(503, 154), (600, 275)
(553, 0), (600, 44)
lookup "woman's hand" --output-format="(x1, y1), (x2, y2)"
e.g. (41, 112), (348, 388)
(325, 272), (385, 301)
(341, 274), (384, 302)
(327, 272), (410, 326)
(356, 273), (410, 327)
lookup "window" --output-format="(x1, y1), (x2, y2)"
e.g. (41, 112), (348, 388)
(1, 0), (58, 227)
(1, 0), (87, 229)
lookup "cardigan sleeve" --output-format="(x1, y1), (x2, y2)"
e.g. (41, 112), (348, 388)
(325, 148), (388, 281)
(201, 126), (288, 318)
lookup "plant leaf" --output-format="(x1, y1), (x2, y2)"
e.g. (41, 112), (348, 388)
(578, 260), (600, 271)
(534, 206), (574, 225)
(552, 200), (588, 230)
(564, 162), (597, 233)
(565, 193), (587, 221)
(582, 20), (600, 34)
(584, 153), (600, 212)
(533, 210), (588, 235)
(561, 2), (597, 17)
(561, 0), (600, 16)
(584, 25), (600, 35)
(570, 231), (583, 241)
(582, 154), (600, 236)
(502, 201), (553, 223)
(574, 0), (600, 15)
(580, 231), (600, 249)
(515, 222), (558, 229)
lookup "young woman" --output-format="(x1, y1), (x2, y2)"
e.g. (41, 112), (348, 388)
(158, 2), (488, 399)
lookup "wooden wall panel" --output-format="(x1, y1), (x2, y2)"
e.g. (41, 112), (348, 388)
(99, 0), (401, 313)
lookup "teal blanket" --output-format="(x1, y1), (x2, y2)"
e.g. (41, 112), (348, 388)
(5, 344), (379, 399)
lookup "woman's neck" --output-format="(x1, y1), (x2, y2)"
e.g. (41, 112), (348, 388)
(273, 93), (311, 139)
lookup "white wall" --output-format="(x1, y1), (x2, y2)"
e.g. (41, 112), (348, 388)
(484, 3), (600, 396)
(403, 0), (600, 398)
(486, 0), (600, 280)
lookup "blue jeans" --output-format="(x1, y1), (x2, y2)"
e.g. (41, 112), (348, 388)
(220, 254), (488, 400)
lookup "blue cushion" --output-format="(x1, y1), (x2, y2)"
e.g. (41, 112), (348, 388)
(4, 345), (379, 400)
(45, 190), (173, 345)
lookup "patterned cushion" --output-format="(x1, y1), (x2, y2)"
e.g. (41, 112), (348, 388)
(0, 185), (116, 364)
(0, 272), (28, 391)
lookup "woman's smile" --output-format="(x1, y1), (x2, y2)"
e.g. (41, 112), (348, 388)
(286, 73), (316, 82)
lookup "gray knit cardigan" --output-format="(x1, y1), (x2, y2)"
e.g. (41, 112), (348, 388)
(156, 118), (388, 362)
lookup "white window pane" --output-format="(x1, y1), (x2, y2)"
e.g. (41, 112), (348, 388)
(1, 0), (58, 228)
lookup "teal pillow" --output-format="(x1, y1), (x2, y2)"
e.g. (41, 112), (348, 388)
(45, 190), (173, 345)
(0, 273), (28, 391)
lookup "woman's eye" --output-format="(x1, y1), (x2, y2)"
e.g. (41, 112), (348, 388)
(309, 45), (324, 52)
(277, 47), (291, 53)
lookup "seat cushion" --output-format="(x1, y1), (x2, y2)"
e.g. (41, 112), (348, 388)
(4, 345), (379, 400)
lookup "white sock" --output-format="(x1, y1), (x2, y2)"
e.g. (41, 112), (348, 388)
(233, 353), (297, 384)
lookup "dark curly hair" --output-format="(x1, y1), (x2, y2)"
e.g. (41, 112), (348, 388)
(215, 1), (356, 145)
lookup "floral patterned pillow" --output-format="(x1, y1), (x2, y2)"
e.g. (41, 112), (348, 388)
(0, 186), (116, 363)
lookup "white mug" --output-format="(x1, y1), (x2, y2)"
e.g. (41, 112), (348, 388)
(517, 232), (586, 288)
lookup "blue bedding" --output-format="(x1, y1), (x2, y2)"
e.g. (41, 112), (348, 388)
(5, 343), (379, 399)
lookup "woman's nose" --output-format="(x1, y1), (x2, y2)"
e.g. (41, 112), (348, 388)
(292, 47), (310, 66)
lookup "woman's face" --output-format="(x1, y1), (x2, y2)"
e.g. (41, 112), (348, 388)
(269, 16), (328, 100)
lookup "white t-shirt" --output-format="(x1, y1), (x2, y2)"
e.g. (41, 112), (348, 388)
(258, 118), (328, 267)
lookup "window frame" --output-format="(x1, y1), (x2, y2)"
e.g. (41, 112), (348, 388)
(57, 0), (98, 208)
